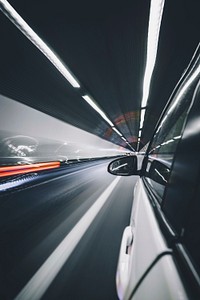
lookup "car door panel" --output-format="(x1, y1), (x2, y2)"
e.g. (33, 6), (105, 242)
(111, 45), (200, 299)
(116, 179), (171, 299)
(131, 254), (188, 300)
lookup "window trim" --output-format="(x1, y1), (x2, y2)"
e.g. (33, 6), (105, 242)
(142, 79), (200, 299)
(142, 176), (177, 241)
(145, 44), (200, 158)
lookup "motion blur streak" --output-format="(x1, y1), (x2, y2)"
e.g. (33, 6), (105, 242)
(0, 160), (136, 299)
(0, 162), (60, 177)
(0, 174), (37, 191)
(0, 95), (128, 158)
(0, 0), (80, 88)
(15, 176), (121, 300)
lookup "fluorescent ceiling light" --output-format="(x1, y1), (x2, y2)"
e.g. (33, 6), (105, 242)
(82, 95), (114, 127)
(138, 0), (165, 146)
(139, 109), (146, 129)
(121, 137), (126, 141)
(141, 0), (165, 108)
(138, 129), (142, 138)
(112, 127), (123, 137)
(0, 0), (80, 88)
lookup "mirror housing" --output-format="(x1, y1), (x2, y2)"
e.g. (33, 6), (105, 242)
(107, 156), (138, 176)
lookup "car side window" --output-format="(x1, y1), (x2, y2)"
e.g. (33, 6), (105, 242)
(183, 182), (200, 274)
(144, 82), (194, 203)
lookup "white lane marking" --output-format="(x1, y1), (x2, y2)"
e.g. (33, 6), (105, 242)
(15, 176), (121, 300)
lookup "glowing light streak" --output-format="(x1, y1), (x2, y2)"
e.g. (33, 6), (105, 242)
(138, 0), (165, 144)
(112, 127), (123, 137)
(82, 95), (114, 127)
(0, 0), (80, 87)
(0, 161), (60, 177)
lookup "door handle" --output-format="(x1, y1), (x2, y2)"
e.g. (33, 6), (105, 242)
(116, 226), (133, 299)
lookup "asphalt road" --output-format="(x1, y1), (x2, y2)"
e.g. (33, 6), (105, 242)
(0, 159), (138, 300)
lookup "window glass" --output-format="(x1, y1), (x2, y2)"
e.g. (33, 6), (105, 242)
(144, 84), (194, 202)
(183, 182), (200, 274)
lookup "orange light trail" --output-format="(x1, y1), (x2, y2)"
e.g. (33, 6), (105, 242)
(0, 161), (60, 178)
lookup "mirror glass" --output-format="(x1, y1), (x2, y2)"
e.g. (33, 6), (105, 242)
(108, 156), (137, 176)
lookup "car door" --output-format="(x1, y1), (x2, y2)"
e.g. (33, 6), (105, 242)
(116, 44), (200, 300)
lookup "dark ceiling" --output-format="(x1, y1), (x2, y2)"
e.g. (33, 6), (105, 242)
(0, 0), (199, 151)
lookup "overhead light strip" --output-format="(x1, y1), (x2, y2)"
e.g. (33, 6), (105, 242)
(139, 108), (146, 129)
(0, 0), (133, 151)
(112, 127), (123, 137)
(82, 95), (132, 148)
(138, 0), (165, 146)
(0, 0), (80, 88)
(82, 95), (114, 127)
(141, 0), (165, 108)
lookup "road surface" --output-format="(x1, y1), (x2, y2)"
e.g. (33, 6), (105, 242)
(0, 159), (138, 300)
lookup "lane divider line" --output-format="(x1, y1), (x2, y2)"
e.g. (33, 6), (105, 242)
(15, 176), (121, 300)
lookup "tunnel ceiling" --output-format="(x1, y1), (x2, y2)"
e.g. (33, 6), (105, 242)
(0, 0), (199, 151)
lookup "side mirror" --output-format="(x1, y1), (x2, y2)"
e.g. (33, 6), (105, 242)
(107, 156), (138, 176)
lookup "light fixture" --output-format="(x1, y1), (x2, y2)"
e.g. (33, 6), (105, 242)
(0, 0), (142, 153)
(139, 109), (146, 129)
(0, 0), (80, 88)
(141, 0), (165, 108)
(112, 127), (123, 137)
(138, 0), (165, 143)
(82, 95), (114, 127)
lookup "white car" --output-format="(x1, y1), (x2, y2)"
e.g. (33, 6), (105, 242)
(108, 43), (200, 300)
